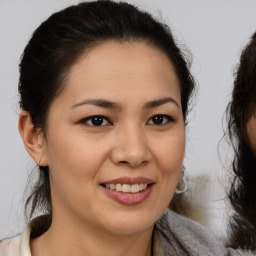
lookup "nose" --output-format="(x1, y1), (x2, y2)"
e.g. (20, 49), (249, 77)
(110, 127), (152, 168)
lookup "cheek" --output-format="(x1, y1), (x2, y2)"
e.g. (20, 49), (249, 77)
(151, 130), (185, 208)
(45, 129), (110, 193)
(44, 131), (112, 214)
(152, 130), (185, 172)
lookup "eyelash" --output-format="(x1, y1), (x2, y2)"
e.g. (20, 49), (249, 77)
(79, 115), (112, 127)
(147, 114), (176, 126)
(79, 114), (176, 127)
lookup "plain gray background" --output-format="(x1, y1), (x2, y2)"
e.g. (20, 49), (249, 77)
(1, 0), (256, 239)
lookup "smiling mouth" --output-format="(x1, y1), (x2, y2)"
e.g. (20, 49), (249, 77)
(101, 183), (149, 193)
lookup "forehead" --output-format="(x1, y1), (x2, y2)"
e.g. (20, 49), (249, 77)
(58, 40), (181, 106)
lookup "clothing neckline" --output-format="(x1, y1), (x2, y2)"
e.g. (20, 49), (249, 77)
(19, 222), (32, 256)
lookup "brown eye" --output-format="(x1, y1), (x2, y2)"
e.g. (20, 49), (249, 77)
(151, 115), (164, 125)
(147, 114), (174, 125)
(82, 116), (110, 126)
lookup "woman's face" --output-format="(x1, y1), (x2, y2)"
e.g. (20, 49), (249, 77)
(42, 41), (185, 236)
(247, 111), (256, 154)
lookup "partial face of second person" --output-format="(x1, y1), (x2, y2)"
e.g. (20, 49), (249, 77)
(39, 41), (185, 236)
(247, 111), (256, 154)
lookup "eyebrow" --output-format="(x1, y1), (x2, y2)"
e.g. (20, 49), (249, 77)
(71, 97), (179, 110)
(72, 99), (121, 109)
(144, 97), (180, 109)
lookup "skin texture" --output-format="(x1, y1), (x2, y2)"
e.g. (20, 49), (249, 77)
(19, 41), (185, 256)
(247, 113), (256, 154)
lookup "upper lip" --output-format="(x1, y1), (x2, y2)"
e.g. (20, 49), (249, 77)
(101, 177), (155, 185)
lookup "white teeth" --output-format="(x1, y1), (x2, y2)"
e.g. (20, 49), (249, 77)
(116, 183), (122, 192)
(123, 184), (131, 193)
(110, 184), (116, 190)
(105, 183), (148, 193)
(131, 184), (140, 193)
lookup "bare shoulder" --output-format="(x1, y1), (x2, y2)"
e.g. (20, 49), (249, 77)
(0, 236), (20, 256)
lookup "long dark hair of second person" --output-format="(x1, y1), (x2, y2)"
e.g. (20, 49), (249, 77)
(227, 32), (256, 250)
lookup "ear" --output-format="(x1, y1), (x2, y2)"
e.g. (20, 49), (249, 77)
(18, 111), (48, 166)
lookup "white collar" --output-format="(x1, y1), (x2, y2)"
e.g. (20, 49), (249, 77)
(19, 222), (32, 256)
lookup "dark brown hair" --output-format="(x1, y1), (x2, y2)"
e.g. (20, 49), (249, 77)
(19, 0), (195, 236)
(227, 32), (256, 250)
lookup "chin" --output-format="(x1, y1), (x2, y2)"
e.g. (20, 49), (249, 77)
(98, 209), (160, 236)
(105, 220), (153, 236)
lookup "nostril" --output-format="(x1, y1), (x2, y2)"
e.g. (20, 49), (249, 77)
(118, 160), (131, 166)
(118, 159), (148, 168)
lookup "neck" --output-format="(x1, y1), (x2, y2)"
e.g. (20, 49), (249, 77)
(30, 213), (153, 256)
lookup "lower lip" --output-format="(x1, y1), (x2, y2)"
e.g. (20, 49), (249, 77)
(101, 185), (153, 205)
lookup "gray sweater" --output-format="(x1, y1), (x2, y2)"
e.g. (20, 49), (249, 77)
(0, 209), (254, 256)
(155, 209), (254, 256)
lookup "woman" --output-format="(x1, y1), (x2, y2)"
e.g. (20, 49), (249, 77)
(227, 32), (256, 251)
(0, 1), (232, 255)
